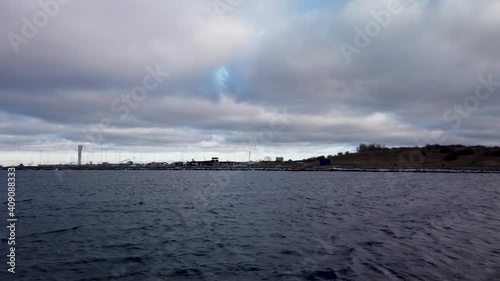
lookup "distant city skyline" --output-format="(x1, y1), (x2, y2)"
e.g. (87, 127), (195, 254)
(1, 0), (500, 166)
(2, 145), (355, 166)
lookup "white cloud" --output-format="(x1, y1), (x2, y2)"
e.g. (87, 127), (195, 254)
(1, 0), (499, 165)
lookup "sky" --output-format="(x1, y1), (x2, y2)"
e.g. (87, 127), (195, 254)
(1, 0), (500, 165)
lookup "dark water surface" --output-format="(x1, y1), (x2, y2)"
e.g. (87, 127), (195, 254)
(1, 170), (500, 281)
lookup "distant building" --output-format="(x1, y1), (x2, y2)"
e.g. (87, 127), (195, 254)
(276, 157), (284, 162)
(193, 157), (220, 166)
(212, 157), (219, 165)
(77, 145), (83, 165)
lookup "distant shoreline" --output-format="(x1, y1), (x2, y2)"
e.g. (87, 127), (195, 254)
(3, 166), (500, 174)
(4, 145), (500, 173)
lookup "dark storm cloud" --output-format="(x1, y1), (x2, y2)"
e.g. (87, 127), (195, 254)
(1, 0), (500, 161)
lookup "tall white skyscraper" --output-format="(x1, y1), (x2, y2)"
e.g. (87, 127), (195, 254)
(78, 145), (83, 165)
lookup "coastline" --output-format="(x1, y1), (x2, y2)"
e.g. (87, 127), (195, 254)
(4, 165), (500, 173)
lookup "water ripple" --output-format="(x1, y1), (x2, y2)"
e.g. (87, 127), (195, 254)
(1, 170), (499, 280)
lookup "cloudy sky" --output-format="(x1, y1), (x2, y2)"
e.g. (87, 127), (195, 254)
(1, 0), (500, 165)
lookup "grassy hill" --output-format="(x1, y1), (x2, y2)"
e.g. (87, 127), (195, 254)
(328, 145), (500, 169)
(255, 145), (500, 170)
